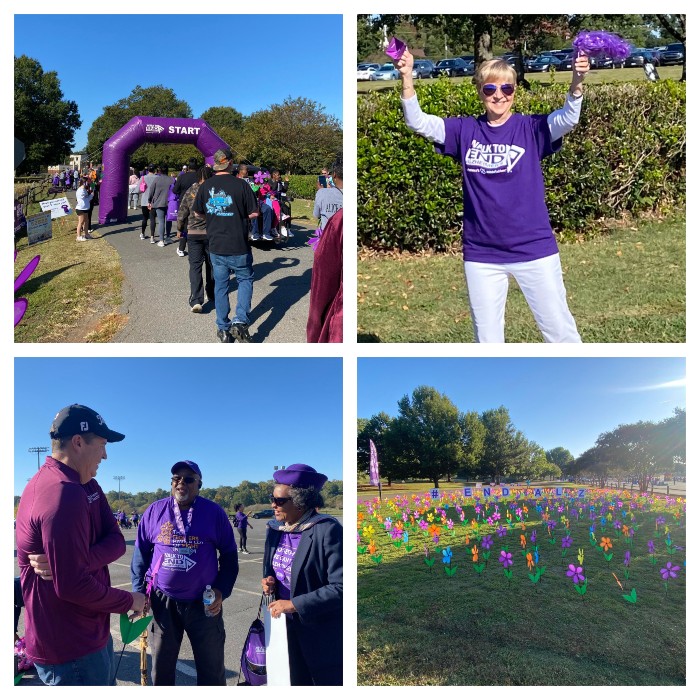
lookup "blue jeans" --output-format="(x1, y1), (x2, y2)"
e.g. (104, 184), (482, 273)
(34, 636), (115, 686)
(259, 204), (272, 235)
(155, 207), (167, 242)
(210, 252), (254, 329)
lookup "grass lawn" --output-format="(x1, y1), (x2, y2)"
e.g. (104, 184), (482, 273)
(357, 215), (685, 343)
(14, 198), (316, 343)
(357, 486), (686, 685)
(357, 65), (684, 93)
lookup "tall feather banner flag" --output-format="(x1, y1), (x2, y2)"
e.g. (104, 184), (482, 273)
(369, 439), (380, 486)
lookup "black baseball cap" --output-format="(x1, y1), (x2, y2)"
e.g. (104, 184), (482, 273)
(50, 404), (125, 442)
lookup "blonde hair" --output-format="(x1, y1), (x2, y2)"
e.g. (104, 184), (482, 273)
(473, 59), (517, 90)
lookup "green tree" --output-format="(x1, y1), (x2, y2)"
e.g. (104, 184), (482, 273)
(458, 410), (486, 479)
(200, 105), (244, 131)
(389, 385), (462, 487)
(238, 97), (342, 174)
(358, 16), (382, 62)
(85, 85), (197, 170)
(654, 407), (685, 476)
(546, 447), (575, 477)
(14, 55), (81, 174)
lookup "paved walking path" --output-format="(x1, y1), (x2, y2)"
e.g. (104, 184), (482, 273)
(67, 189), (315, 343)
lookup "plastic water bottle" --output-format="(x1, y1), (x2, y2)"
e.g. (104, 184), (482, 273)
(203, 585), (215, 616)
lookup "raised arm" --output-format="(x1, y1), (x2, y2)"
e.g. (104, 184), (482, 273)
(394, 49), (446, 144)
(547, 54), (590, 141)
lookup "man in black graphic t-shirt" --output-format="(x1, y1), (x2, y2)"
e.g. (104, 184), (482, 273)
(193, 149), (259, 343)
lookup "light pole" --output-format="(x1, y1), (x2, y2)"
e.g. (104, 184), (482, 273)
(28, 446), (49, 470)
(114, 475), (125, 503)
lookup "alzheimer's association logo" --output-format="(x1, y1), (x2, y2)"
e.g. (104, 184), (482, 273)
(146, 124), (164, 134)
(465, 140), (525, 173)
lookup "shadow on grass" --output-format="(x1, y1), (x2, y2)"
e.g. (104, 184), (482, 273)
(16, 263), (84, 295)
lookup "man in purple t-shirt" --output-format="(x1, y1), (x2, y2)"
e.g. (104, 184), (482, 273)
(131, 460), (238, 685)
(15, 404), (146, 685)
(395, 47), (590, 343)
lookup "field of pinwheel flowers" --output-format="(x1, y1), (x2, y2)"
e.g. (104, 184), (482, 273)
(357, 487), (686, 685)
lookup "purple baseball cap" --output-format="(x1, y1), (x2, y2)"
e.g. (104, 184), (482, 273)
(171, 460), (202, 478)
(273, 464), (327, 489)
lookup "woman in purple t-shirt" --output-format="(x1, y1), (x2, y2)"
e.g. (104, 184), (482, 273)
(233, 502), (253, 553)
(394, 49), (590, 343)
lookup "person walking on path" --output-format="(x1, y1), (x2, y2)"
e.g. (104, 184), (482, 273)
(139, 165), (159, 241)
(393, 47), (588, 343)
(147, 167), (172, 247)
(173, 158), (199, 257)
(131, 460), (238, 686)
(15, 404), (146, 685)
(193, 148), (259, 343)
(177, 165), (214, 313)
(128, 168), (140, 209)
(233, 503), (253, 554)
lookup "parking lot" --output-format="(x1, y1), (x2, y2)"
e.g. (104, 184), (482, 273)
(15, 518), (295, 686)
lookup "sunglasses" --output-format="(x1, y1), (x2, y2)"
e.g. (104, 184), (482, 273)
(481, 83), (515, 97)
(270, 495), (292, 507)
(171, 475), (197, 485)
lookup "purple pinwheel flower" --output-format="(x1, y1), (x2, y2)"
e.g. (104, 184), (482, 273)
(481, 534), (493, 550)
(656, 516), (666, 526)
(253, 170), (266, 184)
(572, 30), (631, 60)
(613, 519), (622, 531)
(562, 535), (573, 549)
(432, 535), (440, 545)
(660, 562), (680, 580)
(14, 251), (41, 326)
(446, 519), (454, 530)
(624, 550), (631, 567)
(306, 228), (323, 252)
(496, 524), (507, 538)
(530, 530), (537, 544)
(418, 519), (428, 531)
(566, 564), (585, 585)
(385, 36), (407, 61)
(391, 526), (402, 540)
(384, 517), (392, 530)
(499, 550), (513, 568)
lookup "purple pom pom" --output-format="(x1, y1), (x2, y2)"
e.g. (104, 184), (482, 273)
(385, 37), (406, 60)
(572, 30), (631, 60)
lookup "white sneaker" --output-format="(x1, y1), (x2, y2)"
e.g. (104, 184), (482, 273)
(177, 249), (185, 257)
(88, 229), (94, 233)
(280, 226), (288, 238)
(262, 233), (273, 241)
(250, 232), (260, 241)
(191, 303), (202, 313)
(139, 233), (146, 240)
(157, 241), (166, 247)
(281, 214), (291, 221)
(76, 236), (86, 241)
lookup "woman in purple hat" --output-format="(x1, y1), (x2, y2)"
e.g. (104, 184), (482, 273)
(261, 464), (342, 685)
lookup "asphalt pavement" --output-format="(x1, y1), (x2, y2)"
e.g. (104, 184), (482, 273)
(15, 518), (284, 686)
(62, 188), (315, 343)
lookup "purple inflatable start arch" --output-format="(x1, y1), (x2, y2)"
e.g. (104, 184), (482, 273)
(99, 116), (230, 224)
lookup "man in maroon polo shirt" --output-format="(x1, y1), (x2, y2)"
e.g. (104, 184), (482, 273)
(16, 404), (146, 685)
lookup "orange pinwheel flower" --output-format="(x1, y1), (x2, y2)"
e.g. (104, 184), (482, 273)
(523, 506), (529, 513)
(622, 525), (629, 537)
(520, 534), (527, 549)
(471, 544), (479, 562)
(368, 541), (377, 555)
(526, 552), (534, 570)
(428, 524), (441, 538)
(357, 512), (365, 523)
(601, 537), (613, 552)
(520, 521), (526, 531)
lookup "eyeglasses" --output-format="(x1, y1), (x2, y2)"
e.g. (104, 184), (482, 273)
(270, 495), (292, 507)
(481, 83), (515, 97)
(171, 476), (197, 485)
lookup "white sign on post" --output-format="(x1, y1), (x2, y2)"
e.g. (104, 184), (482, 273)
(39, 197), (72, 219)
(27, 212), (53, 245)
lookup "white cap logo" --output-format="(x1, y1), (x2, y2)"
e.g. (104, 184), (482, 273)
(96, 414), (104, 425)
(80, 421), (89, 431)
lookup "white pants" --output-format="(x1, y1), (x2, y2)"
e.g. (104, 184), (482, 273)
(464, 253), (581, 343)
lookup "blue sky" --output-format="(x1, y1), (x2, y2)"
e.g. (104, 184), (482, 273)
(358, 357), (685, 459)
(14, 14), (343, 152)
(15, 358), (342, 496)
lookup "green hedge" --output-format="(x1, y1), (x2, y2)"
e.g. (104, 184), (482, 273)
(287, 175), (318, 200)
(358, 79), (686, 250)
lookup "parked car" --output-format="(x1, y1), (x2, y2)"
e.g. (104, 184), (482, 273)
(371, 62), (400, 81)
(624, 48), (661, 68)
(556, 52), (575, 70)
(589, 54), (625, 69)
(252, 509), (274, 519)
(412, 59), (435, 79)
(659, 43), (685, 65)
(526, 55), (562, 72)
(432, 57), (471, 77)
(357, 63), (380, 81)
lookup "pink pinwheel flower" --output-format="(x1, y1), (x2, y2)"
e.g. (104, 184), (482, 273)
(418, 519), (428, 531)
(253, 170), (266, 184)
(660, 562), (680, 580)
(307, 228), (323, 252)
(566, 564), (585, 585)
(14, 251), (41, 326)
(499, 550), (513, 568)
